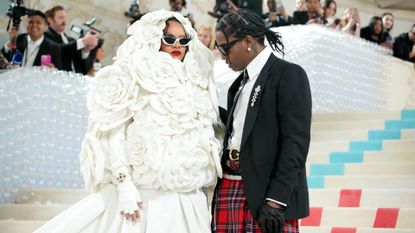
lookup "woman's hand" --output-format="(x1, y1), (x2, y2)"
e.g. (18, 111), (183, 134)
(117, 181), (143, 223)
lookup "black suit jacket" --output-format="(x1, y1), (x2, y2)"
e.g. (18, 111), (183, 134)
(223, 54), (311, 220)
(1, 34), (62, 69)
(44, 28), (88, 74)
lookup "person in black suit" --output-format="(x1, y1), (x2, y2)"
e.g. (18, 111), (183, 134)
(2, 10), (62, 69)
(44, 5), (99, 74)
(393, 24), (415, 63)
(292, 0), (323, 25)
(212, 9), (311, 233)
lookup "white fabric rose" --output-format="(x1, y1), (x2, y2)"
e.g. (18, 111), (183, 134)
(87, 65), (139, 131)
(131, 50), (183, 93)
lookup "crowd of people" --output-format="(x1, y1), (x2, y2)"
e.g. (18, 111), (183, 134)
(1, 5), (102, 75)
(0, 0), (413, 73)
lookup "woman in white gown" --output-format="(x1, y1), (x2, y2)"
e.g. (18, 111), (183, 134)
(34, 9), (223, 233)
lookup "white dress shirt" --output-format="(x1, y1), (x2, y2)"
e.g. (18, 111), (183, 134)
(23, 35), (44, 67)
(228, 46), (272, 149)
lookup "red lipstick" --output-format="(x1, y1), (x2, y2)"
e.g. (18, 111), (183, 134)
(171, 50), (182, 57)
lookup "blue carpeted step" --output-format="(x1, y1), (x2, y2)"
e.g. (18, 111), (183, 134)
(310, 164), (344, 176)
(329, 152), (363, 163)
(385, 120), (415, 130)
(368, 130), (401, 140)
(307, 175), (324, 188)
(401, 109), (415, 119)
(349, 140), (382, 152)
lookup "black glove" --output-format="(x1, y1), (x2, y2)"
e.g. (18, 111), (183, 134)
(258, 204), (285, 233)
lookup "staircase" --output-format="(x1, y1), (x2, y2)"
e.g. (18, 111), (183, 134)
(0, 109), (414, 233)
(301, 109), (415, 233)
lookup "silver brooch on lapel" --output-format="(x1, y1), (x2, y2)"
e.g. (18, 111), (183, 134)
(250, 85), (261, 107)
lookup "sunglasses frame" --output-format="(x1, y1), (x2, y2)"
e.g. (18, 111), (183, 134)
(215, 38), (242, 55)
(161, 35), (191, 47)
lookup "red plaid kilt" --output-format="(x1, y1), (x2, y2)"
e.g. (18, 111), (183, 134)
(212, 177), (299, 233)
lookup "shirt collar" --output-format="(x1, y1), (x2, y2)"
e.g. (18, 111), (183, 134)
(27, 35), (44, 47)
(245, 46), (272, 81)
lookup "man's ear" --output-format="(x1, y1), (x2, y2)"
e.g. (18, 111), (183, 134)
(46, 17), (53, 25)
(243, 35), (256, 49)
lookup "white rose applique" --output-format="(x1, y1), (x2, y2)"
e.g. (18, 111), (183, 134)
(88, 65), (139, 126)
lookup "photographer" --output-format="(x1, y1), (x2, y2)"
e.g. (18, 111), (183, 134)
(2, 10), (62, 69)
(292, 0), (324, 25)
(44, 5), (99, 74)
(265, 0), (291, 28)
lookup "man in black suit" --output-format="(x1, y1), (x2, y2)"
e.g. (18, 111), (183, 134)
(212, 9), (311, 233)
(2, 10), (62, 69)
(44, 5), (99, 74)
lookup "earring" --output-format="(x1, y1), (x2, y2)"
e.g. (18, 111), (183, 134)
(247, 47), (251, 52)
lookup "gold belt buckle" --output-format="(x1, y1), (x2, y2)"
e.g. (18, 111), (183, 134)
(229, 149), (240, 161)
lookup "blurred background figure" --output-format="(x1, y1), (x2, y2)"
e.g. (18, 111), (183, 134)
(125, 0), (145, 25)
(2, 10), (62, 69)
(360, 16), (386, 45)
(339, 7), (360, 37)
(393, 23), (415, 63)
(381, 12), (394, 49)
(322, 0), (339, 29)
(292, 0), (323, 25)
(44, 5), (99, 74)
(265, 0), (291, 28)
(0, 53), (11, 69)
(197, 24), (221, 59)
(86, 38), (105, 76)
(169, 0), (195, 27)
(197, 24), (215, 50)
(295, 0), (307, 11)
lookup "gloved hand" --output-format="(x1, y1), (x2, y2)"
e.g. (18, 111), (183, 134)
(258, 203), (285, 233)
(117, 181), (142, 222)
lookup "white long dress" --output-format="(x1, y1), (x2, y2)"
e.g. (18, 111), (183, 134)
(34, 10), (223, 233)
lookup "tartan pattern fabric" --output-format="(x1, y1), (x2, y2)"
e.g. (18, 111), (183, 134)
(212, 178), (299, 233)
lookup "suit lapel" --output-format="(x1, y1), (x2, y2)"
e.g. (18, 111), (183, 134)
(33, 39), (49, 66)
(240, 54), (277, 148)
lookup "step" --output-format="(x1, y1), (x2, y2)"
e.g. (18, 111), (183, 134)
(306, 151), (415, 164)
(0, 220), (45, 233)
(364, 151), (415, 163)
(299, 226), (415, 233)
(300, 207), (415, 228)
(310, 129), (415, 142)
(322, 175), (415, 189)
(401, 129), (415, 140)
(309, 141), (349, 153)
(312, 111), (401, 122)
(311, 130), (368, 141)
(383, 140), (415, 152)
(18, 188), (87, 205)
(307, 163), (415, 176)
(0, 204), (68, 221)
(311, 120), (385, 131)
(309, 189), (415, 208)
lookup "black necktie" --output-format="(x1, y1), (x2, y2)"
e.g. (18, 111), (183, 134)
(224, 70), (249, 149)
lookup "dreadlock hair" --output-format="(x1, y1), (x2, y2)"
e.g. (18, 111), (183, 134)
(215, 9), (284, 56)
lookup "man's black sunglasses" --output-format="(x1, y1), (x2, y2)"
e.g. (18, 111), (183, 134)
(215, 38), (242, 55)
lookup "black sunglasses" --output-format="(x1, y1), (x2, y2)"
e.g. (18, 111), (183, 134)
(162, 35), (191, 46)
(215, 38), (242, 55)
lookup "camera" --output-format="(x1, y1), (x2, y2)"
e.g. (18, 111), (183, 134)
(70, 17), (102, 38)
(125, 0), (144, 25)
(6, 0), (35, 31)
(208, 0), (231, 19)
